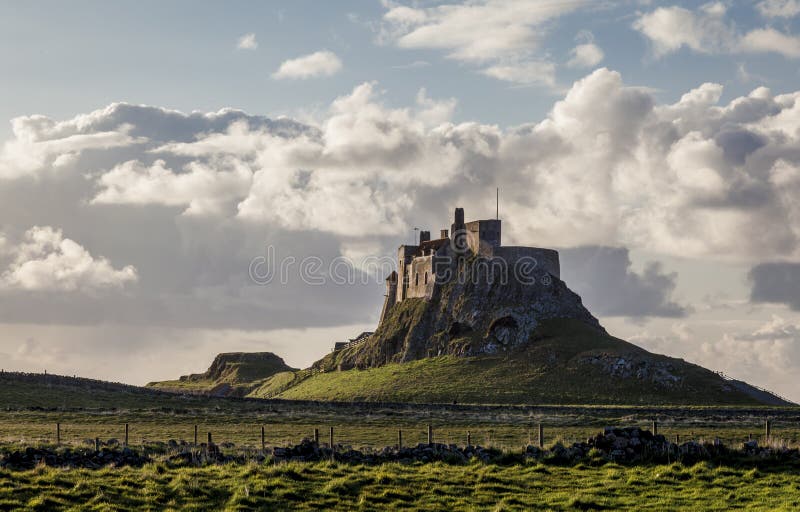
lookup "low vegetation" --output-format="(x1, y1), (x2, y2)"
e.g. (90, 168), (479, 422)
(2, 460), (800, 511)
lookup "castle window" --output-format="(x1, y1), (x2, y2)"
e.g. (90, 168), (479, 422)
(424, 271), (428, 284)
(415, 272), (419, 286)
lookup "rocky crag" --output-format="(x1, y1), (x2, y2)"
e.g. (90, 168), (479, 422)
(317, 255), (603, 371)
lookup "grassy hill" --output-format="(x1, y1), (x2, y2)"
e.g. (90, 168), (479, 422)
(251, 319), (791, 406)
(147, 352), (296, 397)
(0, 371), (204, 410)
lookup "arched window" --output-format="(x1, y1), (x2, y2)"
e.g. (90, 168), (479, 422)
(424, 271), (428, 284)
(415, 272), (419, 286)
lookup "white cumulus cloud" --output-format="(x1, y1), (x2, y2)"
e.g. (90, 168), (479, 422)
(740, 27), (800, 58)
(567, 42), (604, 68)
(236, 33), (258, 50)
(0, 226), (137, 292)
(380, 0), (587, 85)
(633, 5), (736, 57)
(272, 50), (342, 80)
(92, 158), (253, 216)
(634, 3), (800, 59)
(6, 70), (800, 267)
(481, 61), (556, 86)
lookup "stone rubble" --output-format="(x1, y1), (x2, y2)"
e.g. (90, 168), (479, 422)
(0, 447), (150, 470)
(2, 428), (797, 470)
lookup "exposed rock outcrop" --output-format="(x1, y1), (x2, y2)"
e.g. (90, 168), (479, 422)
(322, 255), (603, 371)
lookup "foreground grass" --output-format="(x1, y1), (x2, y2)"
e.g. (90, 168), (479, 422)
(1, 460), (799, 511)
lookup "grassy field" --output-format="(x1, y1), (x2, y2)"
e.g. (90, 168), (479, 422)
(2, 372), (799, 450)
(4, 408), (800, 453)
(3, 372), (800, 511)
(2, 460), (800, 511)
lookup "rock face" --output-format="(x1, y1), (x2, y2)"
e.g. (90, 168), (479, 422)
(326, 256), (603, 370)
(581, 354), (683, 388)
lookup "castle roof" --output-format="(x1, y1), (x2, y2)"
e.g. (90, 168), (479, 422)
(417, 238), (449, 256)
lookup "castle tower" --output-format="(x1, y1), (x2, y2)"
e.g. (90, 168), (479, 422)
(451, 207), (467, 255)
(380, 271), (398, 324)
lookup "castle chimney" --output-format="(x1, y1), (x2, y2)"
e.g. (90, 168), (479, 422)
(440, 229), (449, 239)
(419, 231), (431, 244)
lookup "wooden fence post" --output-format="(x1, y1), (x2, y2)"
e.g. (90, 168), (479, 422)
(427, 424), (433, 446)
(194, 425), (198, 446)
(538, 423), (544, 449)
(207, 432), (212, 446)
(314, 428), (319, 444)
(94, 437), (100, 452)
(467, 431), (471, 447)
(675, 434), (680, 444)
(398, 429), (402, 450)
(652, 420), (658, 436)
(56, 423), (60, 446)
(765, 419), (771, 441)
(261, 426), (265, 451)
(329, 427), (334, 450)
(124, 423), (129, 447)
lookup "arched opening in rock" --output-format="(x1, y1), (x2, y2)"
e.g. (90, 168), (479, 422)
(489, 316), (519, 331)
(488, 316), (519, 345)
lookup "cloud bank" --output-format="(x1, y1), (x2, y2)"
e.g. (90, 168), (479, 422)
(1, 68), (800, 336)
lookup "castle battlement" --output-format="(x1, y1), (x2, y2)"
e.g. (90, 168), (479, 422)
(379, 207), (561, 325)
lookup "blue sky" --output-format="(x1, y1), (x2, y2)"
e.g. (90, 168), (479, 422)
(2, 0), (800, 401)
(3, 1), (799, 139)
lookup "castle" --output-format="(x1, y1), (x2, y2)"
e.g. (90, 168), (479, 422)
(379, 208), (561, 325)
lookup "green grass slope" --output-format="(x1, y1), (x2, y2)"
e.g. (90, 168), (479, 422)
(147, 352), (296, 397)
(0, 372), (206, 410)
(262, 319), (788, 406)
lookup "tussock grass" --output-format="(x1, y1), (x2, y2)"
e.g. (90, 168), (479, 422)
(5, 461), (792, 511)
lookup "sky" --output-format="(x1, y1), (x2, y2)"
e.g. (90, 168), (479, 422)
(2, 0), (800, 401)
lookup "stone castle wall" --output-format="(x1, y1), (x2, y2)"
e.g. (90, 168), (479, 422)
(465, 219), (501, 256)
(392, 208), (560, 312)
(406, 254), (435, 299)
(491, 247), (560, 280)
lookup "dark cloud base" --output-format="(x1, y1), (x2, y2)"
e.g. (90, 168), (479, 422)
(749, 262), (800, 310)
(560, 246), (687, 318)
